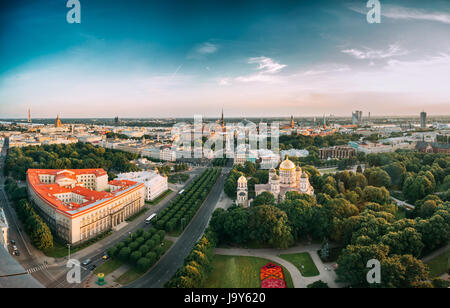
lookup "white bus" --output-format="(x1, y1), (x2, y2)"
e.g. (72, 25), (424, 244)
(145, 213), (157, 224)
(178, 189), (185, 195)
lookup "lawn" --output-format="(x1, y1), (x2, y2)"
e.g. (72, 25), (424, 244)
(43, 231), (112, 258)
(279, 252), (320, 277)
(114, 239), (174, 285)
(94, 259), (124, 276)
(426, 250), (450, 277)
(204, 255), (294, 288)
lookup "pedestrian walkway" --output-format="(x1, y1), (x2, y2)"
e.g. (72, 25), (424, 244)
(214, 243), (344, 288)
(26, 263), (48, 274)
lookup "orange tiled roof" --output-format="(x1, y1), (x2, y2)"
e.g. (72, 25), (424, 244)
(27, 169), (140, 218)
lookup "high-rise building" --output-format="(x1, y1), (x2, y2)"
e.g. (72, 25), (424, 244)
(27, 108), (31, 123)
(352, 110), (363, 125)
(290, 115), (295, 129)
(420, 111), (427, 128)
(114, 116), (119, 124)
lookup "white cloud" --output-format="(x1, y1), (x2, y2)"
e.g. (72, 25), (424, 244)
(234, 56), (287, 83)
(342, 44), (408, 60)
(247, 56), (287, 74)
(188, 42), (219, 59)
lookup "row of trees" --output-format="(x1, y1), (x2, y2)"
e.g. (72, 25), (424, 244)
(107, 228), (166, 273)
(154, 168), (221, 233)
(4, 179), (53, 250)
(164, 229), (217, 288)
(4, 142), (140, 180)
(211, 158), (229, 166)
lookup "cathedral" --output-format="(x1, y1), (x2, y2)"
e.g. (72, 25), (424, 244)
(236, 157), (314, 206)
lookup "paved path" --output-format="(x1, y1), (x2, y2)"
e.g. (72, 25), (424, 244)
(422, 243), (450, 263)
(214, 243), (343, 288)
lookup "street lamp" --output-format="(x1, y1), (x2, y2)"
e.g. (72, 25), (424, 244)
(67, 244), (71, 260)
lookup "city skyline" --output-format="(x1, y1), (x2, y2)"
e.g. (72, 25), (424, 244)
(1, 0), (450, 117)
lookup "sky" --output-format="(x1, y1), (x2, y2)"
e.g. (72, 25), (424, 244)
(0, 0), (450, 118)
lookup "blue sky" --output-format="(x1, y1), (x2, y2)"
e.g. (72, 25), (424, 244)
(1, 0), (450, 118)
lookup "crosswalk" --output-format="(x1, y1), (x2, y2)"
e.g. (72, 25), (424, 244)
(26, 263), (48, 274)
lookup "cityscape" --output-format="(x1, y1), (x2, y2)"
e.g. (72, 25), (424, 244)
(0, 0), (449, 295)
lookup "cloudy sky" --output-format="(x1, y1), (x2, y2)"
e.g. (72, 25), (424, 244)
(0, 0), (449, 118)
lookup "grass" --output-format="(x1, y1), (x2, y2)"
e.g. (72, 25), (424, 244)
(94, 259), (124, 276)
(114, 239), (174, 285)
(425, 250), (450, 277)
(43, 230), (112, 258)
(279, 252), (320, 277)
(204, 255), (294, 288)
(125, 207), (149, 222)
(146, 189), (172, 206)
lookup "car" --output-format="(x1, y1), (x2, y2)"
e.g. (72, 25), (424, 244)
(81, 259), (92, 266)
(14, 250), (20, 256)
(10, 240), (16, 245)
(88, 264), (96, 271)
(102, 253), (109, 260)
(12, 245), (18, 251)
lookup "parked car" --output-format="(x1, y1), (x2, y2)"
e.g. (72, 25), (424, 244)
(14, 250), (20, 256)
(81, 259), (92, 266)
(10, 240), (16, 245)
(12, 245), (18, 251)
(88, 264), (96, 271)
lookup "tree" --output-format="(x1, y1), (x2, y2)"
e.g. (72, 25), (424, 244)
(307, 280), (329, 288)
(249, 205), (294, 249)
(137, 257), (151, 272)
(380, 228), (424, 257)
(118, 247), (131, 262)
(380, 254), (429, 288)
(252, 191), (275, 207)
(364, 167), (391, 188)
(362, 186), (391, 205)
(336, 244), (389, 287)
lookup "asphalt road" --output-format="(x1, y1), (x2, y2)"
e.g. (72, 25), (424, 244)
(46, 167), (205, 288)
(127, 168), (227, 288)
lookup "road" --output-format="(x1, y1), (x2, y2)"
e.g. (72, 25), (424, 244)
(0, 141), (207, 288)
(127, 167), (228, 288)
(46, 166), (206, 288)
(391, 196), (415, 210)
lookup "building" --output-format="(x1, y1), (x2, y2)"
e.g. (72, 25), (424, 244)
(415, 141), (450, 154)
(280, 149), (309, 158)
(352, 110), (363, 125)
(420, 111), (427, 128)
(116, 171), (168, 201)
(319, 146), (356, 160)
(0, 246), (43, 288)
(0, 208), (8, 250)
(238, 157), (314, 204)
(26, 169), (145, 244)
(236, 175), (248, 207)
(55, 115), (62, 128)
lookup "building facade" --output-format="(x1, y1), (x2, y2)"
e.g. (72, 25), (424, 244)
(27, 169), (145, 244)
(236, 176), (249, 207)
(319, 146), (356, 160)
(116, 171), (168, 201)
(0, 208), (8, 250)
(238, 157), (314, 204)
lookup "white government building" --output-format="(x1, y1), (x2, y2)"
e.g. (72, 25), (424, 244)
(116, 171), (168, 201)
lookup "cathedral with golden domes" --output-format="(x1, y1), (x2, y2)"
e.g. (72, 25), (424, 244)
(236, 157), (314, 206)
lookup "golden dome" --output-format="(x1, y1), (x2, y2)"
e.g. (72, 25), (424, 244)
(279, 158), (296, 171)
(238, 175), (247, 183)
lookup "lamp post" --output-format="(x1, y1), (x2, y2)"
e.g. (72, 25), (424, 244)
(67, 244), (71, 260)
